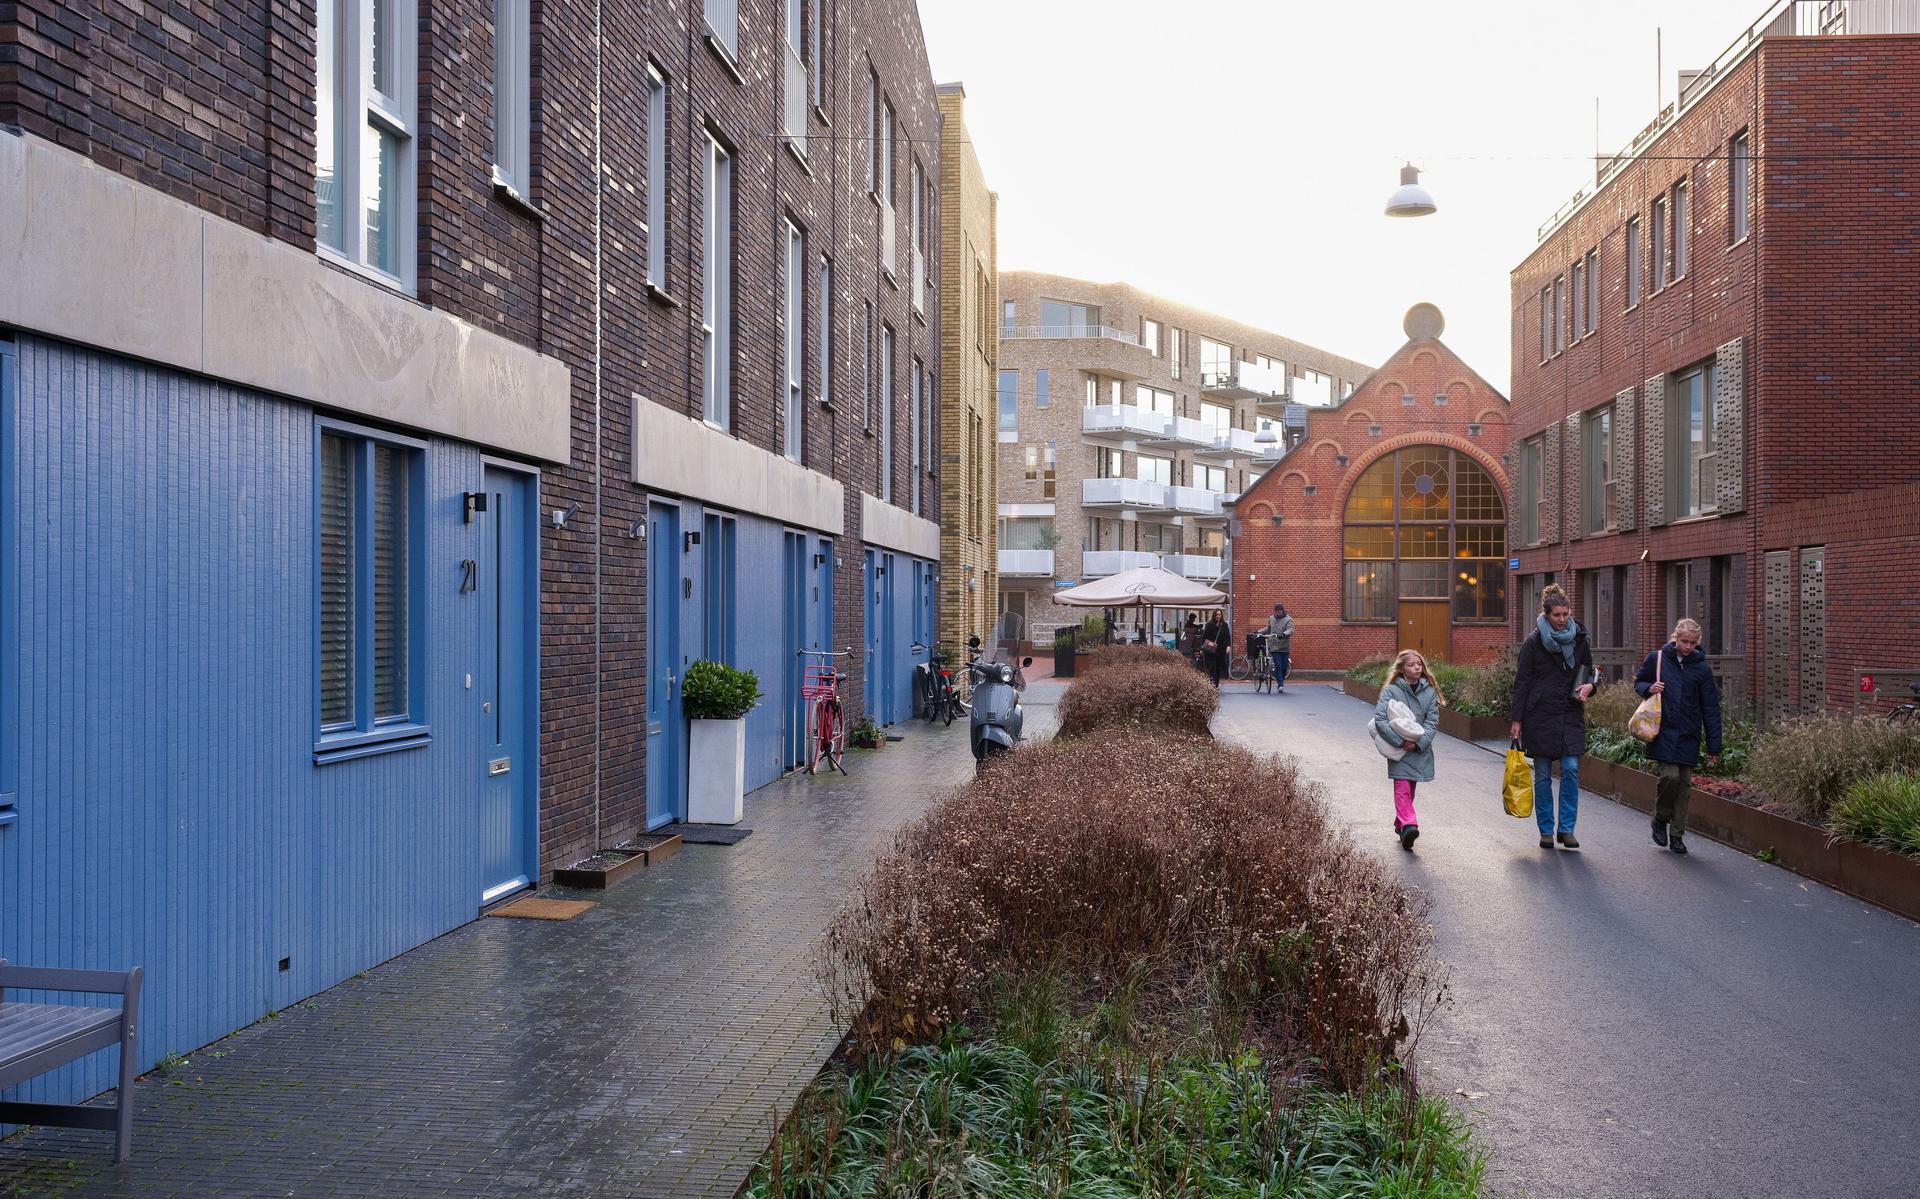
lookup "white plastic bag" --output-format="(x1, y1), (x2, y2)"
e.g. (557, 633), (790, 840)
(1386, 698), (1424, 742)
(1368, 718), (1409, 761)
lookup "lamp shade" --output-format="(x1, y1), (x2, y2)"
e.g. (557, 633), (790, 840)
(1385, 163), (1436, 218)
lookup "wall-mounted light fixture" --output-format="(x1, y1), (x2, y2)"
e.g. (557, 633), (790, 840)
(814, 552), (827, 567)
(683, 529), (702, 553)
(463, 491), (489, 523)
(551, 502), (581, 528)
(627, 518), (646, 539)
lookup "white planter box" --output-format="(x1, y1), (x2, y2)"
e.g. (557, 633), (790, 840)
(688, 718), (746, 825)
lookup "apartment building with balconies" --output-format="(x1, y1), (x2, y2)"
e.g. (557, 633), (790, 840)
(995, 272), (1370, 640)
(1510, 0), (1920, 717)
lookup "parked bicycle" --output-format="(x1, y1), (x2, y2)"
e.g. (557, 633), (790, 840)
(924, 642), (966, 725)
(798, 648), (854, 775)
(1888, 680), (1920, 727)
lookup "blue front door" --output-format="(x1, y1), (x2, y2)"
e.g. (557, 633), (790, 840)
(783, 531), (807, 769)
(480, 466), (538, 903)
(647, 502), (685, 828)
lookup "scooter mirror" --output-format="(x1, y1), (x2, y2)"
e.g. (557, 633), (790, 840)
(1021, 656), (1034, 668)
(967, 636), (981, 650)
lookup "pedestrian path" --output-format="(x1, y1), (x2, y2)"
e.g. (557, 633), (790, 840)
(1215, 685), (1920, 1199)
(0, 719), (979, 1199)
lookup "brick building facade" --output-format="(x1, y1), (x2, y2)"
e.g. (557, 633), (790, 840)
(1, 0), (944, 1105)
(935, 83), (998, 653)
(1230, 305), (1513, 671)
(994, 271), (1370, 644)
(1509, 6), (1920, 717)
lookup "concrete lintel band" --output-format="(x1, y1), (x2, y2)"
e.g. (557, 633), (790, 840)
(861, 493), (942, 561)
(0, 130), (573, 463)
(630, 393), (846, 535)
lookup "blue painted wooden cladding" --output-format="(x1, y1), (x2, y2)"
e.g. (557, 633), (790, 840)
(0, 337), (539, 1110)
(861, 547), (934, 727)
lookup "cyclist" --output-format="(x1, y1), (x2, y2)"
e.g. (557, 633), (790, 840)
(1263, 603), (1295, 693)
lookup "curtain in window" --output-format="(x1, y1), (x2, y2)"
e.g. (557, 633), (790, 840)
(372, 443), (409, 719)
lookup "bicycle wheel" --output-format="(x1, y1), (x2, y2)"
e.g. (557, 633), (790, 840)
(826, 698), (848, 773)
(941, 687), (957, 726)
(809, 695), (829, 773)
(1228, 653), (1252, 681)
(1890, 705), (1916, 727)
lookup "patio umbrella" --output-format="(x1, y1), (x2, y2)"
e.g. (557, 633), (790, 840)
(1054, 566), (1226, 610)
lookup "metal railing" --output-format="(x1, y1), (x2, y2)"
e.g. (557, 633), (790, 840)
(879, 199), (896, 276)
(1535, 1), (1898, 242)
(1004, 324), (1140, 345)
(782, 41), (807, 155)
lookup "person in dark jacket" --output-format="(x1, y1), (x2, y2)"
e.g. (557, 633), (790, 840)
(1264, 603), (1295, 692)
(1201, 613), (1230, 688)
(1634, 617), (1724, 856)
(1510, 583), (1595, 850)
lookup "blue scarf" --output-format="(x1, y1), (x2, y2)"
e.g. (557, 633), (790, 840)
(1537, 614), (1576, 668)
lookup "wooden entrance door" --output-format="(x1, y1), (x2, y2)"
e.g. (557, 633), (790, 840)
(1399, 601), (1451, 661)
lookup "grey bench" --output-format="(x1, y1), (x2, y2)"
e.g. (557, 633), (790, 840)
(0, 960), (142, 1161)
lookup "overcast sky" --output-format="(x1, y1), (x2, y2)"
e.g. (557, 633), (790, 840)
(919, 0), (1774, 392)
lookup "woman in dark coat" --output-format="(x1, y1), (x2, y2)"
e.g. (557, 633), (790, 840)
(1201, 613), (1230, 688)
(1634, 617), (1724, 856)
(1510, 583), (1595, 850)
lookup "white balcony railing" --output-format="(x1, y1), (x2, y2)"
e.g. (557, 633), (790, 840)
(1202, 359), (1290, 399)
(998, 549), (1054, 576)
(1083, 477), (1170, 509)
(782, 41), (808, 155)
(1162, 553), (1225, 581)
(879, 199), (896, 276)
(1081, 403), (1169, 440)
(1158, 415), (1214, 447)
(1004, 324), (1140, 345)
(1083, 550), (1160, 577)
(1167, 486), (1222, 517)
(703, 0), (739, 54)
(912, 248), (926, 316)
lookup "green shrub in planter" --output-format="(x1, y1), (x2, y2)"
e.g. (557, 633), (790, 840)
(1748, 715), (1920, 822)
(681, 660), (762, 720)
(848, 715), (883, 748)
(1344, 653), (1392, 685)
(1830, 772), (1920, 857)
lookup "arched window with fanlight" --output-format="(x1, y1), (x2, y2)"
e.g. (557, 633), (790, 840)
(1343, 447), (1507, 624)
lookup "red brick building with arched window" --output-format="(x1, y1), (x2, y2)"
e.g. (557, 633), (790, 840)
(1229, 305), (1513, 671)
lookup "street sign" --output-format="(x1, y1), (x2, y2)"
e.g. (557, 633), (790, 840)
(1508, 557), (1520, 570)
(1053, 578), (1079, 588)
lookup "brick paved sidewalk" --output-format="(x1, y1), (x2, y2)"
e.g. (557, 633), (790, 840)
(0, 714), (997, 1199)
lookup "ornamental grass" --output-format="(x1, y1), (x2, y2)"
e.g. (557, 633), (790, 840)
(821, 729), (1445, 1094)
(1055, 656), (1220, 740)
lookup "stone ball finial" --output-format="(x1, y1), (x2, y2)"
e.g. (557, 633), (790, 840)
(1404, 303), (1444, 341)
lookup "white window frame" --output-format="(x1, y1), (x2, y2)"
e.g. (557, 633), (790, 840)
(784, 220), (805, 461)
(315, 0), (418, 291)
(910, 357), (923, 514)
(1570, 258), (1584, 341)
(704, 0), (740, 59)
(701, 130), (733, 429)
(492, 0), (531, 197)
(644, 66), (667, 289)
(863, 301), (874, 430)
(1673, 179), (1690, 278)
(866, 68), (880, 194)
(1169, 327), (1182, 379)
(1731, 132), (1751, 242)
(1584, 248), (1598, 334)
(1626, 216), (1641, 306)
(1651, 195), (1668, 289)
(1142, 317), (1161, 357)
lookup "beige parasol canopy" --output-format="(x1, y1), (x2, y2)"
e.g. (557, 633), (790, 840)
(1054, 566), (1226, 609)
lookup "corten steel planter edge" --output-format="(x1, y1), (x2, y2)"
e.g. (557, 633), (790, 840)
(551, 848), (649, 890)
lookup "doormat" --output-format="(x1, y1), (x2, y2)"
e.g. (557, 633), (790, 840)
(658, 822), (754, 846)
(488, 897), (597, 921)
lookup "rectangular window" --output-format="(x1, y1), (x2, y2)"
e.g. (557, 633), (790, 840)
(1039, 299), (1100, 335)
(492, 0), (530, 195)
(318, 428), (423, 754)
(1043, 440), (1056, 500)
(1136, 455), (1172, 485)
(1584, 249), (1598, 334)
(1539, 286), (1551, 362)
(1670, 362), (1718, 517)
(1169, 328), (1183, 380)
(1570, 259), (1584, 341)
(1199, 401), (1232, 434)
(867, 68), (880, 193)
(817, 255), (832, 407)
(784, 220), (804, 461)
(1583, 405), (1613, 534)
(1673, 179), (1690, 278)
(1137, 386), (1173, 416)
(1002, 299), (1015, 337)
(1035, 368), (1049, 408)
(1138, 523), (1178, 553)
(881, 323), (895, 498)
(998, 370), (1017, 432)
(1551, 275), (1564, 354)
(1196, 463), (1227, 492)
(1626, 216), (1641, 306)
(644, 67), (667, 288)
(1522, 435), (1544, 544)
(910, 357), (923, 513)
(862, 301), (874, 429)
(700, 132), (733, 428)
(1343, 562), (1395, 622)
(702, 514), (738, 662)
(704, 0), (739, 57)
(1093, 446), (1122, 479)
(1023, 444), (1038, 483)
(315, 0), (417, 285)
(881, 99), (896, 200)
(1651, 195), (1667, 288)
(1141, 318), (1162, 356)
(1199, 337), (1232, 383)
(1000, 517), (1054, 551)
(1731, 132), (1751, 241)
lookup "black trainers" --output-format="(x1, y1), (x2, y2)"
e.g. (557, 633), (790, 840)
(1651, 818), (1669, 847)
(1538, 834), (1554, 849)
(1557, 831), (1580, 849)
(1670, 835), (1689, 855)
(1400, 824), (1420, 851)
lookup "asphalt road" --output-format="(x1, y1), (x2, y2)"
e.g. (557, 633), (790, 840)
(1213, 684), (1920, 1199)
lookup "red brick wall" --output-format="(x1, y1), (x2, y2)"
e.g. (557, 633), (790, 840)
(1507, 35), (1920, 714)
(1231, 333), (1512, 670)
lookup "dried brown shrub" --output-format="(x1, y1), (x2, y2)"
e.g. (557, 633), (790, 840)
(1056, 657), (1220, 740)
(1081, 643), (1190, 671)
(821, 731), (1445, 1091)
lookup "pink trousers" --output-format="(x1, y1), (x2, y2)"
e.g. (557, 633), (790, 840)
(1393, 779), (1419, 828)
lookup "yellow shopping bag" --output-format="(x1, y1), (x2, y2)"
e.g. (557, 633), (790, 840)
(1502, 741), (1534, 819)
